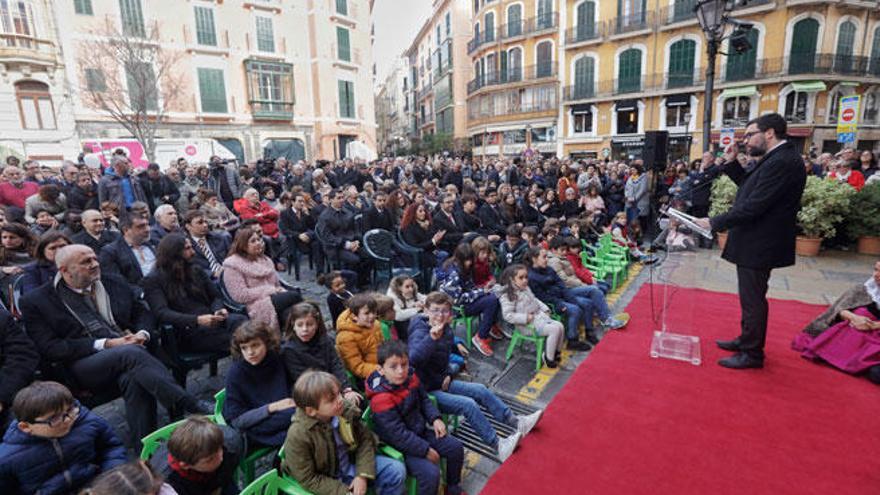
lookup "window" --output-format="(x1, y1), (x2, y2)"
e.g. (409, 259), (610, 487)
(473, 0), (479, 14)
(537, 0), (554, 30)
(74, 0), (93, 15)
(336, 26), (351, 61)
(486, 53), (497, 82)
(197, 68), (227, 113)
(507, 47), (522, 82)
(338, 80), (355, 118)
(725, 27), (758, 81)
(194, 6), (217, 46)
(573, 106), (594, 134)
(722, 96), (751, 126)
(119, 0), (145, 37)
(665, 97), (691, 128)
(2, 0), (38, 45)
(445, 12), (451, 36)
(336, 0), (348, 16)
(536, 41), (553, 77)
(668, 39), (696, 88)
(835, 21), (857, 73)
(126, 62), (158, 112)
(827, 85), (855, 124)
(871, 28), (880, 76)
(789, 18), (819, 74)
(436, 25), (441, 45)
(84, 68), (106, 92)
(618, 48), (642, 93)
(863, 90), (879, 124)
(507, 4), (522, 37)
(573, 56), (595, 99)
(784, 91), (809, 123)
(245, 60), (294, 117)
(484, 12), (494, 42)
(671, 0), (695, 23)
(15, 81), (55, 130)
(616, 102), (639, 134)
(575, 1), (596, 41)
(618, 0), (646, 29)
(255, 16), (274, 52)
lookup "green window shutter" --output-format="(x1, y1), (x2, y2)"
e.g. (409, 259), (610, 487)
(336, 27), (351, 62)
(500, 50), (508, 82)
(119, 0), (145, 37)
(74, 0), (93, 15)
(618, 48), (642, 92)
(536, 41), (552, 77)
(668, 39), (695, 87)
(336, 0), (348, 16)
(577, 2), (595, 40)
(194, 7), (217, 46)
(726, 28), (757, 81)
(790, 18), (819, 74)
(85, 68), (106, 92)
(575, 57), (594, 98)
(871, 29), (880, 76)
(256, 17), (275, 52)
(338, 80), (355, 119)
(126, 62), (157, 112)
(507, 5), (521, 37)
(198, 68), (227, 113)
(538, 0), (552, 28)
(485, 13), (494, 42)
(835, 21), (857, 73)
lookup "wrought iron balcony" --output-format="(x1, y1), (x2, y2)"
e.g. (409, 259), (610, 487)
(467, 63), (557, 95)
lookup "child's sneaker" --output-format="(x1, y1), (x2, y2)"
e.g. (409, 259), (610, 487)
(516, 409), (543, 436)
(489, 325), (505, 340)
(496, 431), (521, 461)
(603, 313), (630, 330)
(471, 335), (494, 357)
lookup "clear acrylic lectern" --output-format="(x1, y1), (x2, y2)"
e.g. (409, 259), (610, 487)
(648, 248), (702, 366)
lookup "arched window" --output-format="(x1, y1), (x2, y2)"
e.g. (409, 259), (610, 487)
(726, 27), (758, 81)
(507, 47), (523, 82)
(790, 18), (820, 74)
(618, 48), (642, 93)
(506, 4), (522, 38)
(474, 22), (480, 42)
(484, 12), (495, 42)
(575, 1), (596, 41)
(722, 95), (751, 127)
(15, 80), (55, 130)
(486, 52), (497, 83)
(835, 21), (857, 73)
(863, 88), (879, 125)
(871, 28), (880, 76)
(0, 0), (38, 47)
(827, 84), (855, 124)
(536, 40), (553, 77)
(573, 56), (595, 99)
(537, 0), (554, 30)
(668, 39), (696, 88)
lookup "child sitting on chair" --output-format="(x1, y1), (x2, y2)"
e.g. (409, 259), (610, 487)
(282, 371), (406, 495)
(408, 292), (543, 462)
(0, 381), (127, 495)
(374, 295), (398, 340)
(156, 416), (243, 495)
(319, 271), (354, 328)
(386, 275), (427, 342)
(224, 321), (294, 449)
(610, 212), (654, 263)
(282, 302), (362, 406)
(336, 293), (385, 381)
(496, 265), (565, 368)
(366, 340), (466, 495)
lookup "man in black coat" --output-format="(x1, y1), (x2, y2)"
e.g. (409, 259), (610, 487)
(432, 193), (467, 253)
(183, 210), (229, 280)
(21, 244), (210, 442)
(140, 163), (181, 214)
(442, 162), (464, 192)
(0, 308), (38, 431)
(478, 189), (506, 239)
(72, 209), (120, 254)
(363, 191), (395, 232)
(316, 189), (369, 283)
(99, 215), (157, 292)
(66, 172), (100, 212)
(697, 113), (807, 369)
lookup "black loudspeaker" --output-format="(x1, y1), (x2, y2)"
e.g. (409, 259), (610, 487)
(643, 130), (669, 171)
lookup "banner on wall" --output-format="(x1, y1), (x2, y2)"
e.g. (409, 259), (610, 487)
(836, 95), (860, 144)
(81, 139), (237, 170)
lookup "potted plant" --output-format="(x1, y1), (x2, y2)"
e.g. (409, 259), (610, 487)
(709, 175), (738, 250)
(846, 181), (880, 255)
(795, 176), (853, 256)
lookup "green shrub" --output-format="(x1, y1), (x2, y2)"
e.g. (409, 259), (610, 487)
(796, 176), (853, 239)
(845, 181), (880, 239)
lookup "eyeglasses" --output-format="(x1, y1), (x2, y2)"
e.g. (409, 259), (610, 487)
(743, 131), (760, 139)
(428, 308), (452, 316)
(31, 404), (80, 427)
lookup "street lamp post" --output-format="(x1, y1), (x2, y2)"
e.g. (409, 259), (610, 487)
(683, 112), (692, 160)
(695, 0), (733, 153)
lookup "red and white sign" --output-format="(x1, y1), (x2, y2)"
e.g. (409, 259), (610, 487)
(185, 145), (198, 156)
(841, 107), (855, 123)
(719, 128), (736, 149)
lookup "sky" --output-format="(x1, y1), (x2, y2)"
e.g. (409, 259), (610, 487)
(371, 0), (433, 89)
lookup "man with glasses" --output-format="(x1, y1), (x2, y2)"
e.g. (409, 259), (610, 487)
(0, 381), (127, 494)
(184, 210), (229, 280)
(695, 113), (807, 369)
(432, 193), (466, 253)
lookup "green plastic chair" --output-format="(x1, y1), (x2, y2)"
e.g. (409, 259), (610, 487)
(277, 437), (391, 495)
(240, 468), (312, 495)
(380, 320), (394, 341)
(504, 324), (548, 372)
(140, 418), (190, 461)
(452, 306), (477, 348)
(213, 389), (283, 485)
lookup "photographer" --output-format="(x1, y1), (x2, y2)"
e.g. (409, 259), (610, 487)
(207, 155), (243, 210)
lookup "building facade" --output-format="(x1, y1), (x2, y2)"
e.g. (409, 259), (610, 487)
(465, 0), (880, 161)
(405, 0), (474, 150)
(375, 57), (411, 155)
(7, 0), (376, 166)
(0, 0), (79, 165)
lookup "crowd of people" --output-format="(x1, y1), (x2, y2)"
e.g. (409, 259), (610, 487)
(0, 138), (877, 495)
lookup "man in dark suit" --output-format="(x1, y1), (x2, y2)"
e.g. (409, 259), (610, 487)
(183, 210), (229, 280)
(696, 113), (807, 369)
(478, 189), (506, 238)
(99, 215), (156, 291)
(0, 308), (38, 431)
(317, 189), (369, 284)
(363, 191), (395, 232)
(21, 244), (211, 442)
(432, 193), (466, 253)
(72, 209), (119, 254)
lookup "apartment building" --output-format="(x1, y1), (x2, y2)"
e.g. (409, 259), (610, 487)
(375, 57), (411, 155)
(4, 0), (376, 165)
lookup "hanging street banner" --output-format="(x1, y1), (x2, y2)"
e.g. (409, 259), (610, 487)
(836, 95), (860, 144)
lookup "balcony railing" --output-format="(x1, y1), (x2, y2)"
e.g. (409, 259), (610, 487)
(435, 90), (452, 109)
(467, 63), (558, 94)
(468, 99), (558, 121)
(563, 85), (597, 101)
(565, 22), (606, 44)
(0, 34), (56, 64)
(611, 11), (654, 35)
(250, 100), (294, 120)
(418, 85), (433, 100)
(469, 12), (559, 54)
(433, 59), (452, 80)
(720, 54), (880, 82)
(659, 0), (698, 25)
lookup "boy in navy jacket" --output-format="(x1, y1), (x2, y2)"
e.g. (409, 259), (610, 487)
(366, 340), (465, 495)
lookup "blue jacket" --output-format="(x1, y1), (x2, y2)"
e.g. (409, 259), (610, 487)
(527, 266), (566, 308)
(20, 261), (56, 295)
(435, 264), (487, 306)
(365, 369), (441, 458)
(407, 315), (457, 392)
(0, 403), (127, 495)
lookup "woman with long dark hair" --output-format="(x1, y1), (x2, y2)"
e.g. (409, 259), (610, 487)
(142, 233), (247, 354)
(21, 231), (70, 294)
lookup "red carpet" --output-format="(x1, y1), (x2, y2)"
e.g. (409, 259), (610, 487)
(482, 285), (880, 495)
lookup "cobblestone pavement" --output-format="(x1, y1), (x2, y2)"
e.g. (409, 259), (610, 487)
(93, 248), (877, 491)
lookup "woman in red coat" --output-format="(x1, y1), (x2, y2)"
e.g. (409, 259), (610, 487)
(235, 188), (280, 238)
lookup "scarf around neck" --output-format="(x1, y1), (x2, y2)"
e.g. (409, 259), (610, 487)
(866, 278), (880, 306)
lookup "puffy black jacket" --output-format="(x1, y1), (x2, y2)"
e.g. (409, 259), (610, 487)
(528, 266), (566, 308)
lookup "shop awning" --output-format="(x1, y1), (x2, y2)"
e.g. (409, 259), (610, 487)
(719, 85), (757, 99)
(840, 81), (860, 87)
(615, 99), (638, 111)
(791, 81), (827, 93)
(666, 93), (691, 106)
(570, 104), (592, 113)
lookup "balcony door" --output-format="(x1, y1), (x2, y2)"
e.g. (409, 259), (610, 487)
(789, 18), (819, 74)
(726, 28), (758, 81)
(576, 1), (595, 40)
